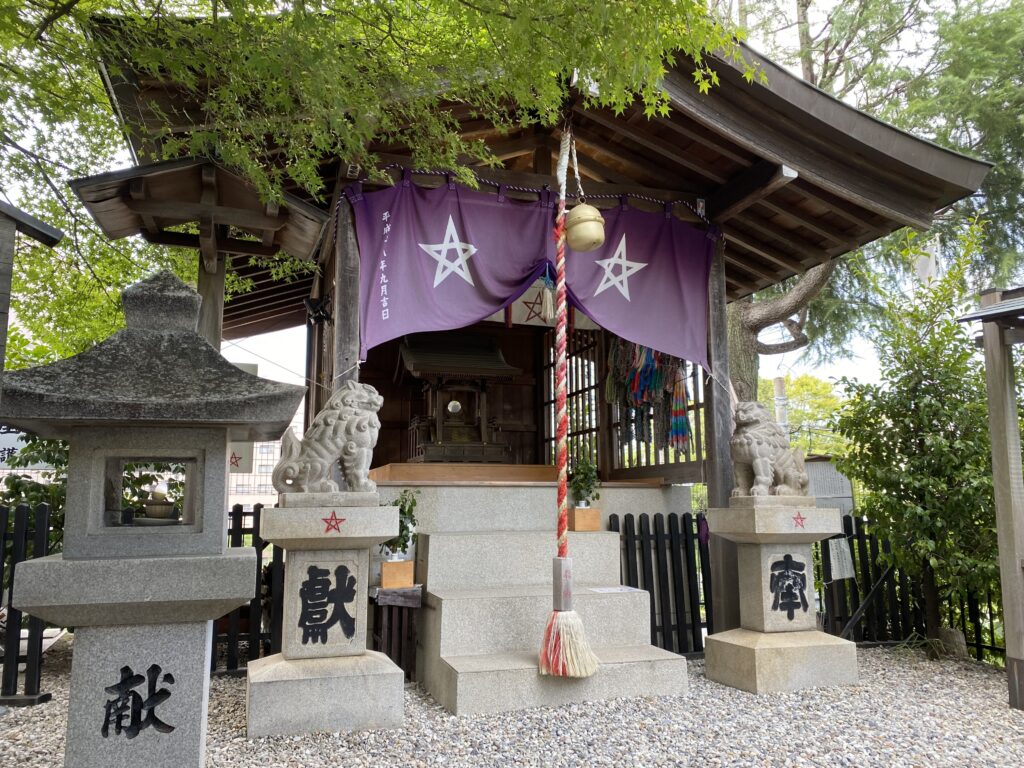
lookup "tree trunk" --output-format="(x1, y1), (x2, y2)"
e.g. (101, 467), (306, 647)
(795, 0), (816, 84)
(728, 297), (759, 402)
(922, 560), (942, 660)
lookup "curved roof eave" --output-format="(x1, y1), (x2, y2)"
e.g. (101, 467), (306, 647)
(707, 42), (992, 194)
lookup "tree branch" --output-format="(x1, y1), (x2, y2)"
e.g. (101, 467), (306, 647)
(30, 0), (83, 41)
(756, 335), (809, 355)
(743, 259), (839, 331)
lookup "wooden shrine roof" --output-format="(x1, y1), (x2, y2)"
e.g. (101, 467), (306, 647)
(399, 333), (522, 382)
(69, 159), (328, 337)
(89, 32), (991, 335)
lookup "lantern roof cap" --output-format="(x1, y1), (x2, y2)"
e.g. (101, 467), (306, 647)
(0, 271), (305, 439)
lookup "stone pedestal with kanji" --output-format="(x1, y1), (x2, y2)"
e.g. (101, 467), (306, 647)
(704, 496), (859, 694)
(246, 493), (404, 737)
(3, 273), (305, 767)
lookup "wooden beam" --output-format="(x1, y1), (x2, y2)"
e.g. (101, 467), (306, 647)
(981, 288), (1024, 708)
(199, 164), (219, 273)
(663, 70), (936, 230)
(708, 162), (797, 223)
(706, 237), (739, 633)
(652, 114), (754, 167)
(262, 201), (279, 248)
(123, 198), (290, 233)
(223, 285), (309, 314)
(572, 127), (693, 189)
(335, 196), (360, 386)
(0, 216), (15, 384)
(756, 199), (853, 246)
(577, 107), (730, 184)
(787, 180), (880, 233)
(222, 305), (307, 339)
(478, 134), (544, 163)
(533, 135), (553, 176)
(142, 230), (281, 258)
(0, 200), (63, 247)
(129, 178), (160, 235)
(723, 227), (808, 274)
(197, 253), (226, 346)
(371, 153), (705, 213)
(550, 137), (635, 184)
(722, 251), (779, 285)
(729, 212), (832, 265)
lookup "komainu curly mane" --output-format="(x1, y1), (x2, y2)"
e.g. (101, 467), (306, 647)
(729, 401), (809, 497)
(272, 380), (383, 494)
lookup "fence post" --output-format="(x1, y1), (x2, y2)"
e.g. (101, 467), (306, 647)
(1, 504), (29, 698)
(0, 503), (52, 705)
(21, 504), (51, 702)
(248, 503), (265, 662)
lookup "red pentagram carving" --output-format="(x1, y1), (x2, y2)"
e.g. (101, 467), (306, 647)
(322, 511), (346, 533)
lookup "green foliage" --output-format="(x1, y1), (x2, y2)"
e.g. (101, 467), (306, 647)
(832, 226), (999, 601)
(756, 373), (846, 455)
(0, 2), (748, 359)
(380, 489), (419, 556)
(1, 434), (68, 553)
(731, 0), (1022, 377)
(894, 0), (1024, 286)
(569, 453), (600, 506)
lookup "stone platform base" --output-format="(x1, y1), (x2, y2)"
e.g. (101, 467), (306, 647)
(432, 645), (687, 716)
(246, 650), (403, 737)
(705, 628), (857, 694)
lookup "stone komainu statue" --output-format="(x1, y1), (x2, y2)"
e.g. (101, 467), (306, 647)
(272, 380), (384, 494)
(729, 401), (809, 497)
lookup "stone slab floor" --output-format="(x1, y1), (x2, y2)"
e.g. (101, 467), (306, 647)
(2, 638), (1022, 767)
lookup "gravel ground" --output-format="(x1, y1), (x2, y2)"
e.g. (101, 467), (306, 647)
(2, 639), (1023, 767)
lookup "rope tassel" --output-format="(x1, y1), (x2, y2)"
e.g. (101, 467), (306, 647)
(540, 557), (599, 677)
(538, 127), (599, 679)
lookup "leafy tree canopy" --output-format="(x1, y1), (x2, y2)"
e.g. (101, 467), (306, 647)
(894, 0), (1024, 285)
(1, 2), (747, 357)
(726, 0), (1023, 396)
(756, 372), (845, 456)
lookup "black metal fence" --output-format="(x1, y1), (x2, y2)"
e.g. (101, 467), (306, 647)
(213, 504), (285, 675)
(0, 503), (52, 706)
(608, 510), (1004, 662)
(818, 514), (1004, 660)
(608, 512), (713, 654)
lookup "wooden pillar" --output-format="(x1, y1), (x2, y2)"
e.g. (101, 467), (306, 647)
(334, 197), (360, 386)
(980, 288), (1024, 708)
(197, 253), (226, 347)
(0, 204), (62, 380)
(0, 215), (15, 376)
(706, 236), (740, 633)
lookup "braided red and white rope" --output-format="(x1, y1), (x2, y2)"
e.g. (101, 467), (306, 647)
(554, 130), (571, 559)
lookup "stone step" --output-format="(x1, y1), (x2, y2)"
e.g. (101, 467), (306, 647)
(378, 483), (691, 535)
(424, 584), (652, 657)
(379, 484), (557, 533)
(431, 645), (688, 716)
(416, 531), (621, 591)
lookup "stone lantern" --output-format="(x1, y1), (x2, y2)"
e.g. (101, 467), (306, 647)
(3, 272), (305, 768)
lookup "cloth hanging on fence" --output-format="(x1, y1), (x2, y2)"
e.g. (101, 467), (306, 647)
(605, 337), (690, 455)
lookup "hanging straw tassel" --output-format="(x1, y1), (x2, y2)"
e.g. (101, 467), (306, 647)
(539, 127), (599, 679)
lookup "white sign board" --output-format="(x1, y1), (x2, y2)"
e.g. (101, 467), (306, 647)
(828, 536), (857, 581)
